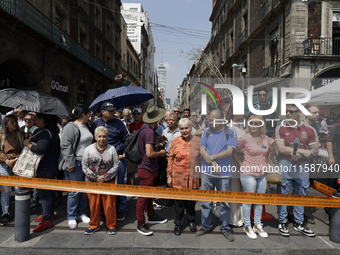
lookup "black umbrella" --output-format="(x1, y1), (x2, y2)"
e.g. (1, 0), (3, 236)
(0, 88), (72, 116)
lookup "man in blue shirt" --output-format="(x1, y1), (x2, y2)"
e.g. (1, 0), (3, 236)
(196, 109), (237, 242)
(91, 102), (129, 221)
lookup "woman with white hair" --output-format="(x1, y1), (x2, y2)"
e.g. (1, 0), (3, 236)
(167, 118), (201, 236)
(82, 126), (119, 235)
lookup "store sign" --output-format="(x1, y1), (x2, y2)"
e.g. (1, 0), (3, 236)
(51, 80), (68, 93)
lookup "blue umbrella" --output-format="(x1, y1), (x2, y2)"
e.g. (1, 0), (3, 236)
(89, 86), (154, 112)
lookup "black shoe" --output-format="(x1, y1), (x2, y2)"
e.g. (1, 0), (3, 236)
(188, 222), (197, 232)
(137, 223), (153, 236)
(174, 225), (182, 236)
(148, 215), (167, 224)
(278, 222), (290, 237)
(0, 213), (10, 226)
(293, 222), (315, 237)
(117, 212), (126, 221)
(30, 201), (40, 209)
(164, 200), (174, 208)
(84, 227), (100, 235)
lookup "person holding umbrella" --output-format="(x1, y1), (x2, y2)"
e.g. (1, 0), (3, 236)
(0, 115), (25, 225)
(91, 102), (129, 221)
(23, 114), (60, 232)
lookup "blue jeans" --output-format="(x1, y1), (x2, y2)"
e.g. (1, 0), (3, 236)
(36, 169), (56, 221)
(200, 174), (231, 232)
(277, 159), (310, 224)
(0, 163), (12, 215)
(117, 159), (127, 214)
(240, 174), (267, 227)
(64, 161), (88, 220)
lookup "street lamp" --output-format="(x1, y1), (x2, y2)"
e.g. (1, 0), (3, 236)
(232, 63), (247, 93)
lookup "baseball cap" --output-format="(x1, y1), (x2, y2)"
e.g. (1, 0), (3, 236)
(132, 107), (142, 114)
(101, 102), (115, 111)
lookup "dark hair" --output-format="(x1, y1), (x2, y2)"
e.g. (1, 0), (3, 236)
(36, 113), (59, 134)
(183, 108), (190, 112)
(72, 104), (89, 120)
(257, 88), (268, 94)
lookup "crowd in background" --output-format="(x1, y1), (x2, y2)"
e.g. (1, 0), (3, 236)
(0, 89), (338, 241)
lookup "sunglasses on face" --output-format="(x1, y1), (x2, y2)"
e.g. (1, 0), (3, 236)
(174, 111), (180, 113)
(286, 110), (299, 114)
(192, 115), (198, 117)
(133, 112), (141, 115)
(258, 94), (267, 97)
(249, 122), (261, 126)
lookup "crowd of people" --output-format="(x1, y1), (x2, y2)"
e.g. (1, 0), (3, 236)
(0, 89), (337, 241)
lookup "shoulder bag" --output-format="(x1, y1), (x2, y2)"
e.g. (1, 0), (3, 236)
(12, 129), (52, 178)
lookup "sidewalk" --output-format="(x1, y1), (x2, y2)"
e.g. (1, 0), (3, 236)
(0, 184), (340, 254)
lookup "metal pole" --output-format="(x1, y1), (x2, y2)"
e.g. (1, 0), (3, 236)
(15, 189), (31, 242)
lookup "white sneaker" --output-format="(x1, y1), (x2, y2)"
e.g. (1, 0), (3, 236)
(80, 214), (91, 224)
(253, 224), (268, 238)
(244, 226), (257, 239)
(68, 220), (77, 229)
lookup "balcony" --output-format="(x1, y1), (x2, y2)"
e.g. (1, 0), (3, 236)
(264, 60), (281, 78)
(303, 37), (340, 56)
(0, 0), (116, 80)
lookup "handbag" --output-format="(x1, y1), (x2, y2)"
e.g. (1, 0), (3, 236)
(12, 130), (51, 178)
(266, 156), (282, 184)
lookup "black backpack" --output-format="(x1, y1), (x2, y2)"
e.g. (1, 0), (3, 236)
(124, 125), (152, 164)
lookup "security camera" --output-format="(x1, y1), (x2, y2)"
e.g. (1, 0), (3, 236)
(232, 63), (239, 68)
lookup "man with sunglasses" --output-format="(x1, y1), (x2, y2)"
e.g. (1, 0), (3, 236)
(20, 112), (38, 134)
(172, 106), (181, 120)
(127, 108), (144, 186)
(275, 104), (319, 237)
(247, 88), (278, 137)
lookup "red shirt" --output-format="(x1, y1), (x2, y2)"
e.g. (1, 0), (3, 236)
(275, 122), (318, 162)
(128, 120), (144, 133)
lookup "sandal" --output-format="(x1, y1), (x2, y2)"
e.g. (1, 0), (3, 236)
(0, 213), (10, 226)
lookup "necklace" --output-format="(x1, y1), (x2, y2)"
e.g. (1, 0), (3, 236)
(96, 143), (106, 153)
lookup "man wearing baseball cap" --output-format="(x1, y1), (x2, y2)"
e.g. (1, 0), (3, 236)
(91, 102), (129, 221)
(136, 105), (168, 235)
(127, 107), (144, 186)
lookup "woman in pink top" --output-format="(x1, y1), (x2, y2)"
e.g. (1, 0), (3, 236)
(236, 115), (275, 240)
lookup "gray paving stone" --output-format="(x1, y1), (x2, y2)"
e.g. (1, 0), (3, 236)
(134, 232), (167, 248)
(33, 231), (73, 248)
(101, 233), (136, 248)
(166, 232), (200, 248)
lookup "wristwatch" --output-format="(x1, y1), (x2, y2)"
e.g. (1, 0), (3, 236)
(210, 155), (213, 162)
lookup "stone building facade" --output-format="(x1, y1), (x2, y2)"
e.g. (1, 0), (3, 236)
(0, 0), (121, 110)
(188, 0), (340, 110)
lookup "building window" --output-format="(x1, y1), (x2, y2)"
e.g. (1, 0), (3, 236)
(130, 8), (138, 12)
(96, 45), (101, 60)
(79, 31), (87, 48)
(56, 10), (64, 29)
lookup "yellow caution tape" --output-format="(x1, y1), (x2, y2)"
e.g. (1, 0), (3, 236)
(0, 176), (339, 207)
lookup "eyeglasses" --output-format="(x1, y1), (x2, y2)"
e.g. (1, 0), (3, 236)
(192, 115), (198, 117)
(258, 94), (267, 97)
(174, 111), (180, 113)
(249, 122), (261, 126)
(286, 110), (299, 114)
(123, 115), (130, 117)
(24, 119), (32, 122)
(133, 112), (141, 115)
